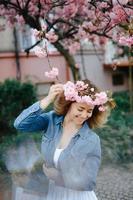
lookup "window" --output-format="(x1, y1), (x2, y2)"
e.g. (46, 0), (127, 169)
(112, 73), (124, 86)
(18, 25), (33, 50)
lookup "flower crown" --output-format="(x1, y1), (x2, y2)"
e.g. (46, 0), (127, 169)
(63, 81), (109, 112)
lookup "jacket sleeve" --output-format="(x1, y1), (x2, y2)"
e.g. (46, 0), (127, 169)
(14, 101), (50, 132)
(60, 136), (101, 191)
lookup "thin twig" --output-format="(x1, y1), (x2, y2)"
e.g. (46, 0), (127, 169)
(44, 40), (59, 82)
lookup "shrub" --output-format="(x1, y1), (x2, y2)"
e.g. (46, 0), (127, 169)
(96, 90), (133, 163)
(0, 79), (37, 137)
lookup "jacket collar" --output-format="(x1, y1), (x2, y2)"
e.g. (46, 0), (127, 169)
(55, 115), (92, 140)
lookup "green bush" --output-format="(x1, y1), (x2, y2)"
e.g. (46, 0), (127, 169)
(112, 90), (130, 112)
(98, 125), (133, 163)
(0, 79), (37, 137)
(96, 90), (133, 163)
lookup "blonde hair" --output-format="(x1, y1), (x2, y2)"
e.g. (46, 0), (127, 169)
(54, 79), (115, 129)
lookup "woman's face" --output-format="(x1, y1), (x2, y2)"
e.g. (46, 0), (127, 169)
(67, 102), (94, 126)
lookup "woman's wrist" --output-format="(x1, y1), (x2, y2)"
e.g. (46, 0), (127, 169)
(39, 96), (53, 110)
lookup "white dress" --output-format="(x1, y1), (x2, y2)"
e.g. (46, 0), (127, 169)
(46, 148), (98, 200)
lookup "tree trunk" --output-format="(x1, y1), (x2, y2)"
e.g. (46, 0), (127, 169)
(53, 42), (80, 81)
(22, 15), (80, 80)
(13, 27), (21, 81)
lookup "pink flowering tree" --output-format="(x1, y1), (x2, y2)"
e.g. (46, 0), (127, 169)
(0, 0), (132, 80)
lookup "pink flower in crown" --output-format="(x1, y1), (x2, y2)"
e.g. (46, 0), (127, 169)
(63, 81), (75, 91)
(45, 67), (59, 79)
(64, 89), (78, 101)
(75, 95), (82, 103)
(63, 82), (108, 108)
(90, 88), (94, 92)
(63, 81), (78, 101)
(75, 81), (88, 91)
(98, 106), (106, 112)
(80, 95), (94, 106)
(94, 92), (108, 105)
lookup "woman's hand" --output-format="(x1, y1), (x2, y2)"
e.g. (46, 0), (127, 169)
(47, 84), (64, 103)
(43, 163), (59, 180)
(40, 83), (64, 109)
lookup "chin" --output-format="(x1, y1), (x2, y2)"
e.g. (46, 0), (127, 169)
(76, 120), (85, 125)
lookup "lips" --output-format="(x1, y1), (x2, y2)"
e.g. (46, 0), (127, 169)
(76, 117), (86, 122)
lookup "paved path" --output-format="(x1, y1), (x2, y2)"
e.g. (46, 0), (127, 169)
(0, 164), (133, 200)
(95, 164), (133, 200)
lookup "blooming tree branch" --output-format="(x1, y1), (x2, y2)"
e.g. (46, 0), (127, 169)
(0, 0), (132, 80)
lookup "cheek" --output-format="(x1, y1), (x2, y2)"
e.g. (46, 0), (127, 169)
(87, 112), (93, 118)
(87, 113), (92, 119)
(74, 111), (82, 118)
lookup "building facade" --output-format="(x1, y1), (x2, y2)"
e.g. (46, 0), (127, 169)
(0, 20), (131, 99)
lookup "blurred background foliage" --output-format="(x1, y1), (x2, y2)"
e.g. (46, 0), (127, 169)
(0, 79), (133, 173)
(0, 79), (37, 136)
(96, 91), (133, 164)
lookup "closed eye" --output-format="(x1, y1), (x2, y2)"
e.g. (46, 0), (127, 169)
(78, 108), (93, 113)
(78, 109), (83, 112)
(87, 109), (93, 113)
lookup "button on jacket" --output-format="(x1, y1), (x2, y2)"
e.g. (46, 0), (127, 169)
(14, 101), (101, 191)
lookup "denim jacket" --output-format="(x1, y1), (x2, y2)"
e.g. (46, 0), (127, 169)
(14, 101), (101, 191)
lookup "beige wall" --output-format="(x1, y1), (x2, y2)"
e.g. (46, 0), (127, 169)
(0, 19), (15, 52)
(0, 20), (129, 93)
(0, 52), (69, 98)
(75, 49), (128, 92)
(0, 51), (129, 96)
(0, 52), (68, 82)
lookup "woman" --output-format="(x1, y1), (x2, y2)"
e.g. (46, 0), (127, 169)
(14, 79), (114, 200)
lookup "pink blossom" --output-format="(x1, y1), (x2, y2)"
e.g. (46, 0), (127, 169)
(77, 27), (87, 39)
(34, 46), (47, 58)
(75, 81), (88, 91)
(119, 36), (133, 47)
(63, 81), (77, 101)
(32, 29), (40, 38)
(99, 2), (108, 8)
(45, 31), (58, 43)
(1, 0), (131, 59)
(15, 15), (25, 25)
(80, 95), (94, 106)
(112, 0), (129, 5)
(82, 21), (97, 32)
(94, 92), (108, 105)
(90, 88), (94, 92)
(62, 3), (78, 18)
(45, 67), (59, 79)
(63, 81), (108, 110)
(75, 63), (80, 69)
(42, 24), (47, 31)
(110, 5), (127, 24)
(68, 42), (80, 54)
(98, 106), (106, 112)
(28, 2), (39, 15)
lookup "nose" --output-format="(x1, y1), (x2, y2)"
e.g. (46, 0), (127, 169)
(81, 111), (88, 119)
